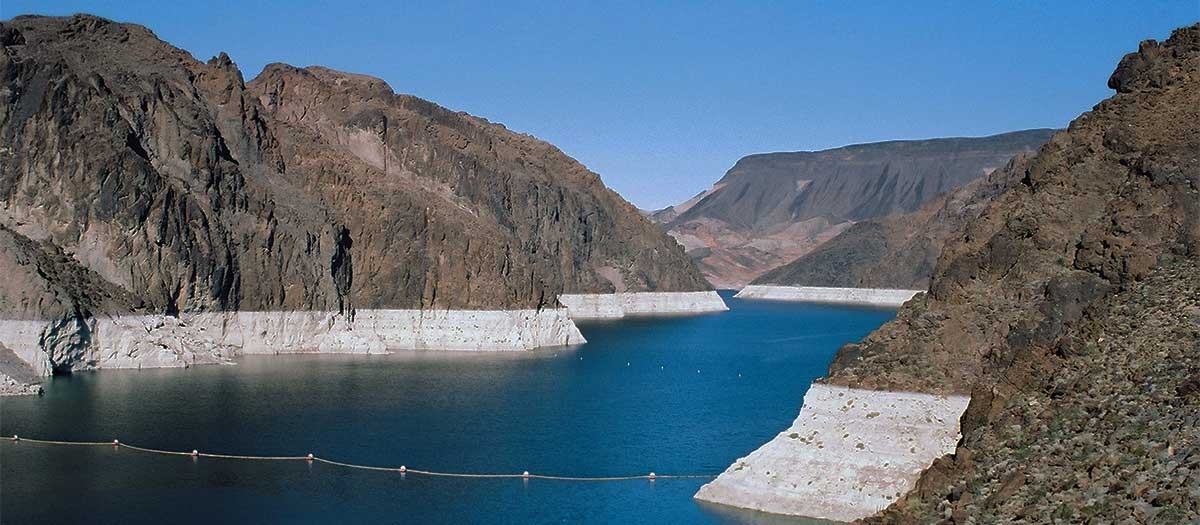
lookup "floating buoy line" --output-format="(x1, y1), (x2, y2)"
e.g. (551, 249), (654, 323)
(4, 435), (714, 482)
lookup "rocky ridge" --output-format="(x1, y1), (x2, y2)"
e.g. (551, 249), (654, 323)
(822, 24), (1200, 523)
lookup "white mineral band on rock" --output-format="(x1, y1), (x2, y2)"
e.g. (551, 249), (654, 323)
(556, 291), (729, 319)
(186, 309), (585, 353)
(0, 308), (586, 374)
(735, 286), (923, 307)
(694, 384), (970, 523)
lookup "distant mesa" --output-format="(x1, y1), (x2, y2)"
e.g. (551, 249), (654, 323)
(749, 148), (1038, 293)
(651, 129), (1055, 289)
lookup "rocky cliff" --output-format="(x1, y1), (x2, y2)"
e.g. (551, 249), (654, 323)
(844, 24), (1200, 523)
(699, 23), (1198, 523)
(0, 14), (710, 381)
(654, 130), (1054, 288)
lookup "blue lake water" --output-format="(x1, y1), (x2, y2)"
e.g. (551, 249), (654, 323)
(0, 291), (895, 524)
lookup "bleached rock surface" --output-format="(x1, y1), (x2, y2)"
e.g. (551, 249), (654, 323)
(695, 384), (970, 522)
(0, 308), (585, 377)
(557, 291), (728, 319)
(735, 285), (922, 307)
(0, 320), (52, 376)
(187, 309), (585, 353)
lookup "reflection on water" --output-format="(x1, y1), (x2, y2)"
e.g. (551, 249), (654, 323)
(1, 292), (889, 524)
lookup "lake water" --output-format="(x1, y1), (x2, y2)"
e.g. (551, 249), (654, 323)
(0, 292), (895, 524)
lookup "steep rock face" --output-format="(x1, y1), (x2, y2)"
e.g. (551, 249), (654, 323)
(700, 24), (1198, 523)
(751, 153), (1033, 290)
(1, 15), (327, 315)
(656, 130), (1054, 287)
(826, 25), (1199, 397)
(819, 25), (1198, 523)
(0, 14), (709, 373)
(246, 63), (709, 309)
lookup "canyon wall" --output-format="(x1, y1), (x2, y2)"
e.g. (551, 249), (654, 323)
(0, 14), (712, 388)
(699, 24), (1200, 523)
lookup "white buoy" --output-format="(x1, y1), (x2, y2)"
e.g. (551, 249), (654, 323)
(522, 471), (530, 479)
(399, 465), (407, 473)
(11, 435), (17, 442)
(306, 453), (314, 461)
(649, 472), (656, 481)
(112, 439), (120, 446)
(191, 450), (199, 457)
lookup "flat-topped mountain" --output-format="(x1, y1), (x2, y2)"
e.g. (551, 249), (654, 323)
(654, 130), (1055, 288)
(0, 14), (711, 381)
(750, 152), (1035, 291)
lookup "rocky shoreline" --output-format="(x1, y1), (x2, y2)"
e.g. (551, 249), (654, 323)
(695, 384), (970, 522)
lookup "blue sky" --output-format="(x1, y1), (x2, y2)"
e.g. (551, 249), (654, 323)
(4, 2), (1197, 209)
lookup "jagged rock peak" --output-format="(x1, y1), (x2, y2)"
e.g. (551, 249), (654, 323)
(1108, 24), (1200, 93)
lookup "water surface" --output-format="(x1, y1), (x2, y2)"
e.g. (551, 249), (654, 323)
(1, 292), (894, 524)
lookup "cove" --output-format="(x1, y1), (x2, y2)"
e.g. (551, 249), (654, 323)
(0, 291), (895, 524)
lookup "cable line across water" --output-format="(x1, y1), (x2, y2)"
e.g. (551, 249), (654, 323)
(4, 435), (717, 482)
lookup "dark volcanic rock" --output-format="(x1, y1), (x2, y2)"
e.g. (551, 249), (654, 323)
(657, 130), (1054, 287)
(0, 14), (708, 323)
(820, 24), (1200, 524)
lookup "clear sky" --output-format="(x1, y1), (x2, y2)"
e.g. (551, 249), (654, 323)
(3, 2), (1197, 209)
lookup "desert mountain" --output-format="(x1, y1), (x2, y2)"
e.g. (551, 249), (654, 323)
(0, 14), (712, 381)
(0, 14), (707, 318)
(821, 24), (1199, 522)
(750, 152), (1036, 290)
(654, 130), (1055, 288)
